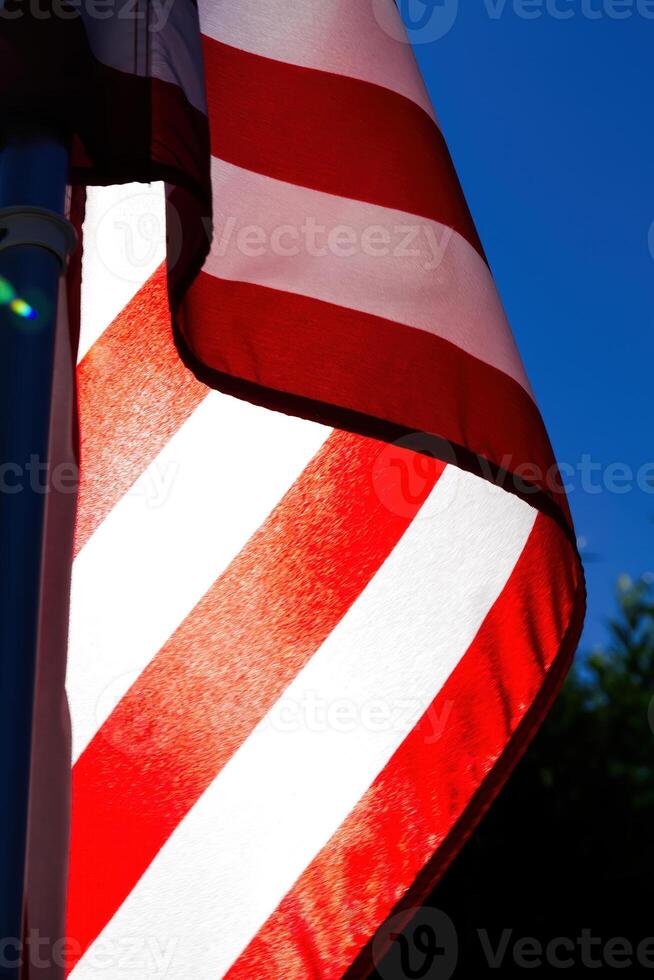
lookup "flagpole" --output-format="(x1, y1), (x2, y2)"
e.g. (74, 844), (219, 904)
(0, 127), (75, 978)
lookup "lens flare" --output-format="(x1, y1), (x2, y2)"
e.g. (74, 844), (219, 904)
(0, 276), (38, 320)
(9, 298), (37, 320)
(0, 276), (16, 305)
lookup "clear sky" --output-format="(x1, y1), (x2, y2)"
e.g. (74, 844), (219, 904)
(408, 1), (654, 650)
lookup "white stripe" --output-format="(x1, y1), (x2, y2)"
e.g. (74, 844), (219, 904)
(79, 184), (167, 363)
(204, 158), (530, 391)
(199, 0), (436, 121)
(151, 0), (208, 112)
(71, 468), (536, 978)
(67, 393), (329, 762)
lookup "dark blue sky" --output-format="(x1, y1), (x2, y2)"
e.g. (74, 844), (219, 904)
(410, 2), (654, 650)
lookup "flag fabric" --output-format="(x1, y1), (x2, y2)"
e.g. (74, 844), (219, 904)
(175, 1), (560, 516)
(19, 2), (584, 978)
(0, 5), (211, 297)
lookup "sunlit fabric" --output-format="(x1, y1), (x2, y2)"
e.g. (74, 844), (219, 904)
(21, 3), (584, 978)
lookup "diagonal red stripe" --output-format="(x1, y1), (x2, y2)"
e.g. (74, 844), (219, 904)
(226, 513), (582, 980)
(181, 272), (566, 519)
(65, 430), (445, 969)
(75, 264), (205, 555)
(202, 37), (483, 259)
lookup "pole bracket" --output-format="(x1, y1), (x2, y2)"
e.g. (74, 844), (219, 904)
(0, 206), (77, 267)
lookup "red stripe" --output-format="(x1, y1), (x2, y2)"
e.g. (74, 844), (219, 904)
(65, 431), (445, 968)
(226, 514), (581, 980)
(75, 265), (205, 555)
(180, 273), (566, 517)
(202, 37), (483, 258)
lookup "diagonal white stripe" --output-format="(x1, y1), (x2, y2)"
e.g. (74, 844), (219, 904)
(70, 468), (537, 978)
(67, 392), (329, 762)
(78, 183), (167, 363)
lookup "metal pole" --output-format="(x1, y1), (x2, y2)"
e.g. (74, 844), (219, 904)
(0, 129), (73, 978)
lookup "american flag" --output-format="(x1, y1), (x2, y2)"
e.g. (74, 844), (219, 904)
(17, 3), (584, 978)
